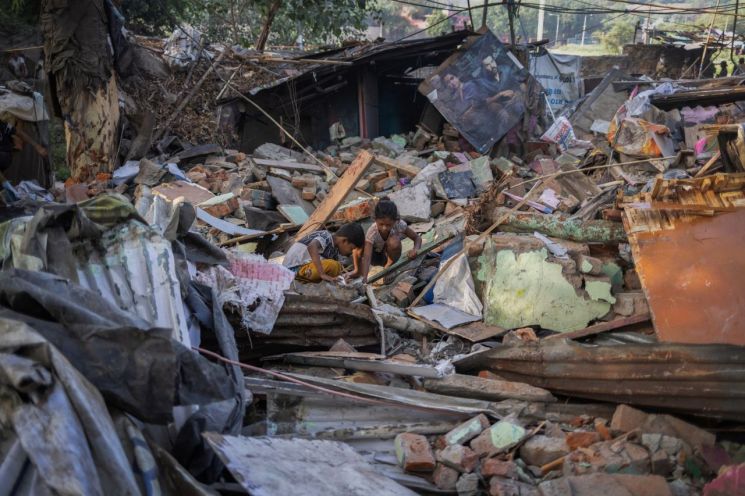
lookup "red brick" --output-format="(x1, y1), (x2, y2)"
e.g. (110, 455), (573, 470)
(302, 186), (316, 201)
(595, 421), (612, 441)
(481, 459), (518, 479)
(489, 477), (539, 496)
(432, 464), (459, 490)
(202, 196), (239, 218)
(330, 199), (375, 222)
(436, 444), (479, 473)
(566, 431), (602, 451)
(65, 183), (89, 204)
(395, 433), (436, 472)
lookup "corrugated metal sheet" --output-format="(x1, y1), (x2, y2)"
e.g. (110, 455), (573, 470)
(77, 221), (191, 345)
(454, 339), (745, 421)
(621, 173), (745, 346)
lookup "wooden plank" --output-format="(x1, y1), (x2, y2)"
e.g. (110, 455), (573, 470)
(422, 374), (555, 403)
(252, 158), (325, 172)
(374, 155), (422, 178)
(295, 150), (375, 241)
(542, 313), (651, 341)
(694, 151), (721, 178)
(446, 321), (508, 342)
(367, 234), (455, 284)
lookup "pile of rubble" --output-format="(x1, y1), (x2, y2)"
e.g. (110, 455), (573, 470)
(3, 22), (745, 496)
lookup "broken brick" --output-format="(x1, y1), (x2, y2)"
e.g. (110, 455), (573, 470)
(374, 176), (398, 192)
(566, 431), (602, 451)
(470, 418), (526, 457)
(444, 414), (491, 446)
(432, 464), (459, 490)
(201, 195), (239, 218)
(330, 198), (375, 222)
(481, 458), (518, 479)
(436, 444), (479, 473)
(489, 477), (539, 496)
(456, 473), (480, 496)
(395, 433), (436, 472)
(519, 435), (569, 467)
(610, 404), (715, 452)
(302, 186), (317, 201)
(577, 254), (604, 275)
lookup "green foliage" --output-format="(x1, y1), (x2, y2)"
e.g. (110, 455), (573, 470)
(121, 0), (199, 36)
(426, 10), (449, 37)
(187, 0), (378, 47)
(375, 0), (431, 42)
(600, 17), (636, 54)
(0, 0), (39, 23)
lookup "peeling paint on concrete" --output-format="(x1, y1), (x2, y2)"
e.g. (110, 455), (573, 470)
(474, 240), (611, 332)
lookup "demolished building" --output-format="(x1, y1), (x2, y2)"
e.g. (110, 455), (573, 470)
(1, 14), (745, 496)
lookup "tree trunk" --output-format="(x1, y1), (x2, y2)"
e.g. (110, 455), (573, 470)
(256, 0), (283, 52)
(41, 0), (120, 182)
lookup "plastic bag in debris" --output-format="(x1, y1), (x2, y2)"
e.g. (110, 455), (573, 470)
(433, 253), (483, 319)
(626, 82), (679, 118)
(196, 252), (294, 335)
(541, 116), (576, 151)
(0, 87), (49, 122)
(163, 25), (204, 70)
(15, 180), (53, 202)
(608, 117), (673, 158)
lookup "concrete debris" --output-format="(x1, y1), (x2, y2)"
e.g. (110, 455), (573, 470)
(3, 14), (742, 496)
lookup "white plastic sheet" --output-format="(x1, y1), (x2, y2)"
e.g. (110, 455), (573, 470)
(197, 253), (294, 335)
(433, 253), (483, 319)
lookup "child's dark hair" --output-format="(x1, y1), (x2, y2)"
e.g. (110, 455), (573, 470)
(336, 223), (365, 247)
(374, 197), (399, 221)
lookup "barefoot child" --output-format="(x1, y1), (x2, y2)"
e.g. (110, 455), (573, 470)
(282, 223), (364, 283)
(349, 198), (422, 283)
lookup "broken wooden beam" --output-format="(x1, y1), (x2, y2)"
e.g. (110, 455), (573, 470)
(542, 313), (651, 341)
(295, 150), (375, 241)
(374, 155), (423, 178)
(367, 234), (455, 284)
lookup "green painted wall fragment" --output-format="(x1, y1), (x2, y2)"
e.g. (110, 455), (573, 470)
(475, 240), (611, 332)
(585, 278), (616, 304)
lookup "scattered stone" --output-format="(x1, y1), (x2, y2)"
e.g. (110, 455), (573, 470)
(610, 404), (715, 452)
(432, 463), (460, 490)
(437, 444), (479, 473)
(456, 473), (480, 496)
(539, 473), (673, 496)
(481, 458), (518, 479)
(489, 476), (539, 496)
(563, 440), (650, 476)
(519, 436), (570, 467)
(566, 431), (602, 450)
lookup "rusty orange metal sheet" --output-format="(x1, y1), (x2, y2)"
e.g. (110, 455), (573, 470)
(630, 210), (745, 345)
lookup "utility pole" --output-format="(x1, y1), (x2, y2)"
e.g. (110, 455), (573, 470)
(581, 14), (587, 46)
(700, 0), (721, 78)
(507, 0), (516, 45)
(537, 0), (545, 41)
(555, 14), (560, 45)
(732, 0), (739, 61)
